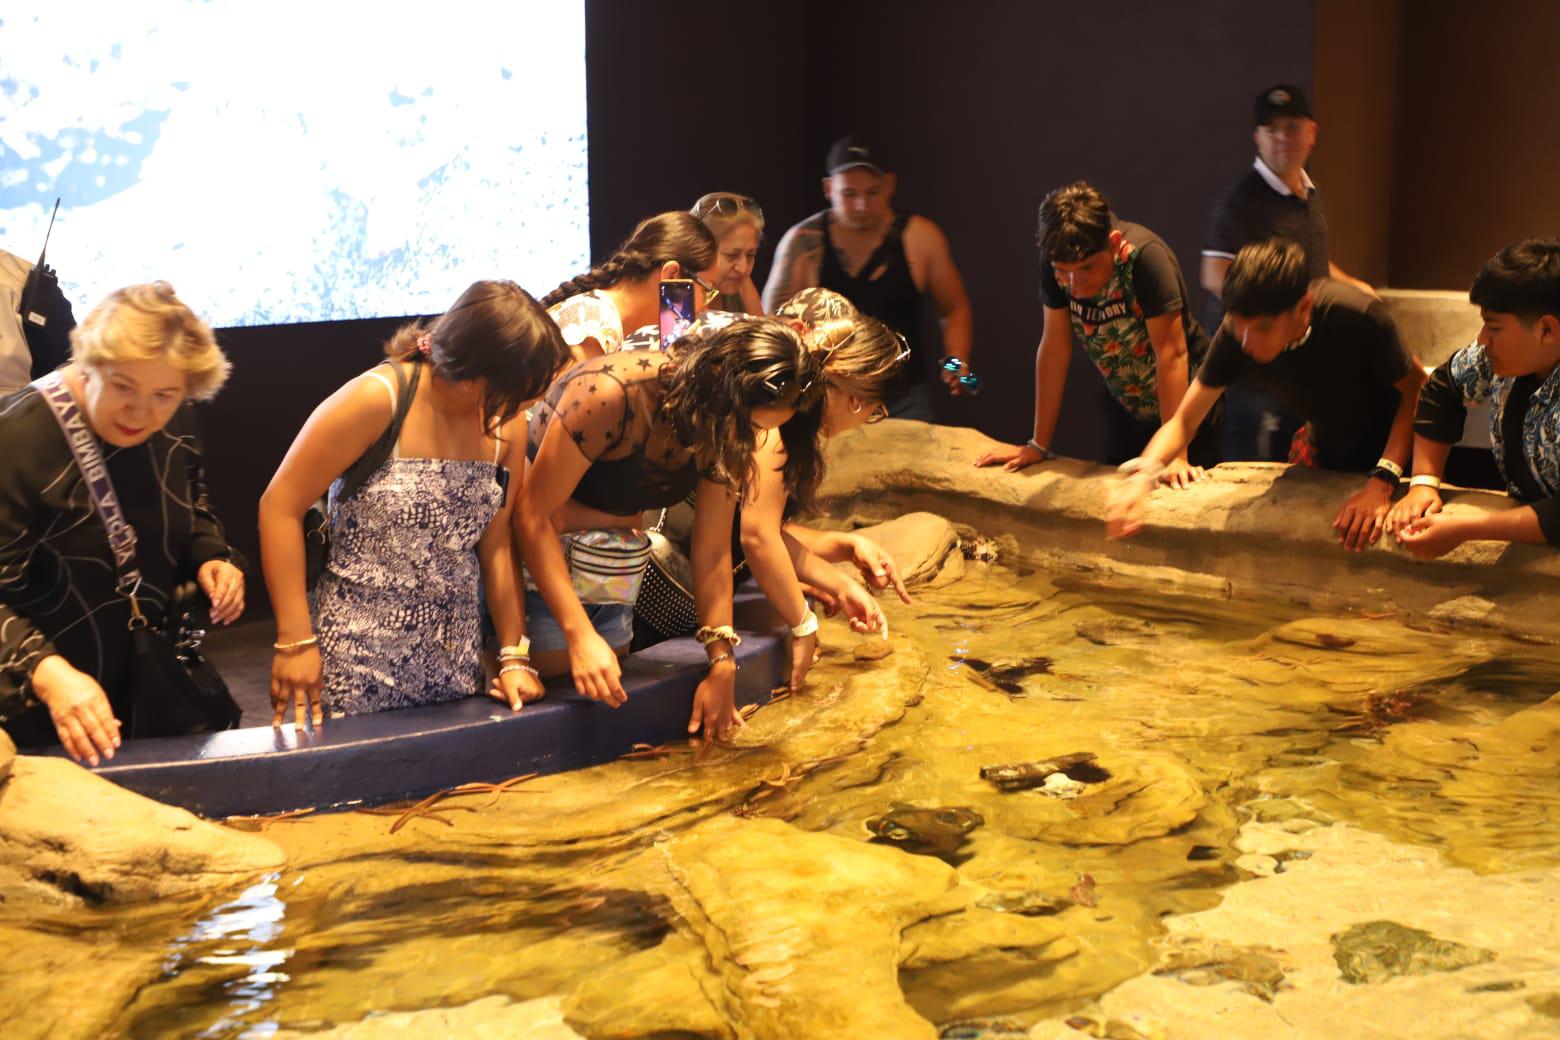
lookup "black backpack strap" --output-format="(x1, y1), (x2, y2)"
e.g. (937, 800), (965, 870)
(336, 359), (421, 503)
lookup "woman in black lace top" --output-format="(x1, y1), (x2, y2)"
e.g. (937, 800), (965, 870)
(517, 317), (824, 739)
(0, 283), (243, 764)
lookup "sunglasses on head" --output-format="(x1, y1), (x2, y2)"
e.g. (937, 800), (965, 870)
(815, 327), (914, 366)
(692, 193), (764, 223)
(760, 368), (822, 408)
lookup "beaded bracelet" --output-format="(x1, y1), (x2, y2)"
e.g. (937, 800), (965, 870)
(695, 625), (742, 647)
(273, 635), (319, 652)
(707, 651), (740, 671)
(498, 662), (539, 678)
(1024, 439), (1053, 461)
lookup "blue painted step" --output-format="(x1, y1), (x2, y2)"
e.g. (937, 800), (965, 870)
(39, 611), (786, 819)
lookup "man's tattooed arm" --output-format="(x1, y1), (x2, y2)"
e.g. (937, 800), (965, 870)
(762, 217), (825, 312)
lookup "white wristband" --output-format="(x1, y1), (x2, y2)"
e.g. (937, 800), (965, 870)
(1409, 474), (1443, 490)
(1375, 457), (1404, 480)
(790, 609), (819, 638)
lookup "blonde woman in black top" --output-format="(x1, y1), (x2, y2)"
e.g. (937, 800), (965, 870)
(0, 283), (242, 764)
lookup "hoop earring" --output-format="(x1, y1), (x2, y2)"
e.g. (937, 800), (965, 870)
(849, 399), (864, 414)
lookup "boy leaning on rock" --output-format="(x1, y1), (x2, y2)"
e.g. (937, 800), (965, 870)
(1105, 238), (1424, 550)
(1385, 238), (1560, 559)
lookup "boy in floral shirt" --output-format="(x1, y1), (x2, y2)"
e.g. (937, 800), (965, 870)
(1387, 238), (1560, 558)
(977, 182), (1217, 483)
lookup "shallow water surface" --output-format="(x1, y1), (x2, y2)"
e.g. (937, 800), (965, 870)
(18, 561), (1560, 1038)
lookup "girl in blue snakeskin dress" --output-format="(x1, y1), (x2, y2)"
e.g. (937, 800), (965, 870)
(259, 281), (567, 725)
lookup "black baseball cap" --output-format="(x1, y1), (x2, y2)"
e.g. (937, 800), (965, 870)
(1254, 84), (1312, 126)
(825, 136), (890, 176)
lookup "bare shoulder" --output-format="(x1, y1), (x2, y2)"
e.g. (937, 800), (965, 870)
(903, 214), (953, 256)
(316, 362), (400, 428)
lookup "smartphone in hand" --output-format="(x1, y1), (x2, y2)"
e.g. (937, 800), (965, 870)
(658, 279), (697, 348)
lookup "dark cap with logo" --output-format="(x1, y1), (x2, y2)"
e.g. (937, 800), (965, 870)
(825, 136), (890, 176)
(1254, 84), (1312, 126)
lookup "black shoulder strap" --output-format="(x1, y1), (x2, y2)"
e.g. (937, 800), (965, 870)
(336, 360), (421, 503)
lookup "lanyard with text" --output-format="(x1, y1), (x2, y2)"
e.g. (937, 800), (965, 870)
(31, 372), (147, 614)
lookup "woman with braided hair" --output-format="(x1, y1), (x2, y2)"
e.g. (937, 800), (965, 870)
(543, 212), (721, 363)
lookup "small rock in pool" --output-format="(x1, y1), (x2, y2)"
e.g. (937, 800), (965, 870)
(1038, 772), (1085, 799)
(938, 1019), (1028, 1039)
(979, 752), (1102, 790)
(852, 640), (894, 661)
(866, 803), (984, 865)
(1331, 920), (1495, 984)
(976, 891), (1066, 916)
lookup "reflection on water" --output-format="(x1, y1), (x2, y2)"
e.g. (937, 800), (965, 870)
(15, 561), (1560, 1037)
(154, 878), (290, 1038)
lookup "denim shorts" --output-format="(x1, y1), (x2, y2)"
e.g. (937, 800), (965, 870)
(524, 589), (634, 654)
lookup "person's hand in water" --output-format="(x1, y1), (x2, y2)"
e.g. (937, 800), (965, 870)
(688, 657), (740, 741)
(844, 533), (912, 604)
(1105, 458), (1164, 540)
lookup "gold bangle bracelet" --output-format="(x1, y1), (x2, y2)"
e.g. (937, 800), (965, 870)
(273, 635), (319, 652)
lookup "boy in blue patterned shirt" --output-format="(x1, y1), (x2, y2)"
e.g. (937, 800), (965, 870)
(1388, 238), (1560, 558)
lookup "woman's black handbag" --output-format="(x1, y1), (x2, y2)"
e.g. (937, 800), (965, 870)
(126, 583), (239, 738)
(304, 360), (419, 588)
(32, 371), (241, 739)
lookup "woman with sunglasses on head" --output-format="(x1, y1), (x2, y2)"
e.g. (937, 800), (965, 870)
(542, 212), (721, 364)
(260, 280), (567, 727)
(691, 192), (765, 315)
(517, 317), (823, 740)
(631, 288), (915, 692)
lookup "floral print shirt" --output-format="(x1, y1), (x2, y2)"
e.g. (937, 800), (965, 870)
(1419, 342), (1560, 543)
(548, 291), (623, 357)
(1039, 221), (1209, 423)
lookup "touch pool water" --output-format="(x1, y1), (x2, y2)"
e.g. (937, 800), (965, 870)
(9, 557), (1560, 1039)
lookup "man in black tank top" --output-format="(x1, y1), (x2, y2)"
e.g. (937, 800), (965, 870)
(763, 137), (975, 420)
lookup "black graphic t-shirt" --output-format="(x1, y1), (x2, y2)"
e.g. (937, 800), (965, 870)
(1197, 280), (1412, 471)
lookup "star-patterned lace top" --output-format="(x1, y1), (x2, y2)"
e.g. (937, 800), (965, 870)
(526, 348), (701, 515)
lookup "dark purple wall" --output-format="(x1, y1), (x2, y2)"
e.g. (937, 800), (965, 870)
(587, 0), (1316, 446)
(200, 0), (1317, 613)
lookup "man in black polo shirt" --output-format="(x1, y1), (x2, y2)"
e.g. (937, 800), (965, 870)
(1202, 84), (1376, 461)
(1106, 239), (1425, 551)
(1386, 238), (1560, 557)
